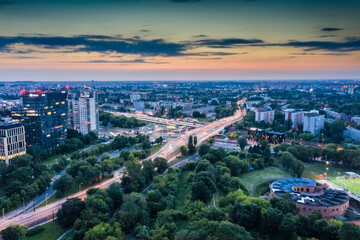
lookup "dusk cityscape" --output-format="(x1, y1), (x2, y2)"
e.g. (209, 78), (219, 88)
(0, 1), (360, 240)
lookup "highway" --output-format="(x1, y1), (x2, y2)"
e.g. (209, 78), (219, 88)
(105, 111), (203, 128)
(0, 98), (246, 230)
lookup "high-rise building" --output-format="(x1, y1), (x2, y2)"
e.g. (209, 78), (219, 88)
(348, 86), (354, 95)
(0, 121), (26, 164)
(12, 89), (69, 150)
(303, 114), (324, 135)
(69, 90), (99, 135)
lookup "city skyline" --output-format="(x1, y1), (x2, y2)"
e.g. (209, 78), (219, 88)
(1, 0), (360, 81)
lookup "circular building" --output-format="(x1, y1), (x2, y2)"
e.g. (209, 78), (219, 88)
(269, 178), (349, 220)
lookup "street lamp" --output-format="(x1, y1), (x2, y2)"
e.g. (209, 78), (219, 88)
(45, 193), (48, 205)
(325, 161), (330, 180)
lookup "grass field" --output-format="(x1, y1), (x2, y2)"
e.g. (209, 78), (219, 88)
(331, 178), (360, 196)
(302, 162), (350, 180)
(24, 221), (67, 240)
(239, 166), (291, 196)
(150, 144), (162, 155)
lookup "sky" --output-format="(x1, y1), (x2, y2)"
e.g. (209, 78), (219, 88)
(0, 0), (359, 81)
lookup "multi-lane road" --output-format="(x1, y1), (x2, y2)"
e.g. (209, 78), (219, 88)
(0, 98), (246, 230)
(105, 111), (203, 128)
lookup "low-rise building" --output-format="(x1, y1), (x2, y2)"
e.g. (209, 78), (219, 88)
(269, 178), (349, 220)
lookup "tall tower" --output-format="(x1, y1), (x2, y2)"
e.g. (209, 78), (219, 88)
(12, 89), (69, 150)
(69, 90), (99, 135)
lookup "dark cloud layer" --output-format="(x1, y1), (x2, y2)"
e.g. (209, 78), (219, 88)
(0, 35), (187, 56)
(193, 38), (264, 48)
(0, 35), (359, 59)
(321, 27), (344, 32)
(281, 39), (360, 52)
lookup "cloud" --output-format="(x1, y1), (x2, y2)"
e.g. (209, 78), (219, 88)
(0, 35), (187, 56)
(193, 38), (263, 48)
(280, 39), (360, 52)
(192, 34), (208, 38)
(140, 30), (150, 33)
(321, 27), (344, 32)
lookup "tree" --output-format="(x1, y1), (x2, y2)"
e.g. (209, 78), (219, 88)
(83, 222), (124, 240)
(188, 136), (196, 155)
(215, 221), (251, 240)
(155, 136), (164, 145)
(154, 157), (168, 175)
(115, 193), (149, 231)
(232, 203), (261, 230)
(260, 208), (284, 236)
(179, 145), (188, 156)
(339, 223), (360, 240)
(237, 136), (248, 150)
(278, 214), (298, 240)
(194, 136), (198, 146)
(53, 174), (74, 197)
(1, 225), (27, 240)
(191, 171), (216, 203)
(292, 159), (305, 178)
(223, 155), (249, 176)
(57, 198), (86, 228)
(198, 144), (210, 156)
(106, 182), (123, 210)
(142, 160), (156, 184)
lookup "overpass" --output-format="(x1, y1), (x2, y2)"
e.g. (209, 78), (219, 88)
(105, 111), (203, 128)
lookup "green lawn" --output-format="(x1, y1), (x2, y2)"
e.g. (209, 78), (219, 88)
(302, 162), (349, 180)
(151, 144), (162, 155)
(332, 178), (360, 196)
(239, 166), (291, 196)
(24, 221), (68, 240)
(42, 153), (71, 165)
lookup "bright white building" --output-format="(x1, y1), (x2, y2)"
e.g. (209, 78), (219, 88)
(0, 122), (26, 164)
(303, 114), (324, 135)
(69, 90), (99, 135)
(255, 109), (275, 123)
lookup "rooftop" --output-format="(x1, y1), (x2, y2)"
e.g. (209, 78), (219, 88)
(270, 178), (349, 207)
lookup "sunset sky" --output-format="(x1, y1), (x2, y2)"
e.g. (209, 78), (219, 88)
(0, 0), (359, 81)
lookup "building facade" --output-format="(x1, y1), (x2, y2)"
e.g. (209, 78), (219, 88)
(69, 90), (99, 135)
(284, 110), (304, 128)
(269, 178), (349, 220)
(303, 114), (324, 135)
(255, 109), (275, 123)
(344, 127), (360, 142)
(12, 89), (69, 150)
(0, 122), (26, 164)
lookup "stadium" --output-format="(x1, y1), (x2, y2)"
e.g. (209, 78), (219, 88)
(269, 178), (349, 220)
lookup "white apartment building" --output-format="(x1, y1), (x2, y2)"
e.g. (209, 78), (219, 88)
(284, 110), (305, 128)
(303, 114), (324, 135)
(69, 90), (99, 135)
(344, 127), (360, 142)
(0, 122), (26, 164)
(255, 109), (275, 123)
